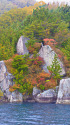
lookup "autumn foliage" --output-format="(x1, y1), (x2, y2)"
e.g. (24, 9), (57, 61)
(28, 42), (41, 54)
(9, 55), (58, 94)
(31, 72), (57, 90)
(43, 38), (57, 46)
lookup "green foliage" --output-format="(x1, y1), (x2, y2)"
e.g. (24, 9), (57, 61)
(11, 54), (44, 94)
(47, 54), (62, 79)
(11, 55), (30, 94)
(12, 55), (29, 73)
(0, 90), (3, 97)
(61, 38), (70, 60)
(39, 85), (45, 90)
(0, 4), (70, 62)
(1, 1), (70, 95)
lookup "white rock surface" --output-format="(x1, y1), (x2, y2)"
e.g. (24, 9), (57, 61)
(10, 91), (23, 102)
(0, 61), (7, 82)
(38, 45), (66, 75)
(0, 61), (23, 102)
(17, 36), (29, 55)
(35, 89), (57, 103)
(32, 87), (41, 97)
(56, 78), (70, 104)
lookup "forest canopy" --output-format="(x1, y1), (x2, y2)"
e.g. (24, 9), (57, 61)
(0, 2), (70, 61)
(0, 1), (70, 94)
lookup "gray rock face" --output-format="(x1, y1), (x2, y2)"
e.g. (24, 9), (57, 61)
(0, 61), (23, 103)
(56, 78), (70, 104)
(54, 86), (59, 96)
(17, 36), (29, 55)
(38, 45), (66, 76)
(10, 90), (23, 102)
(0, 61), (6, 82)
(32, 87), (41, 97)
(35, 89), (57, 103)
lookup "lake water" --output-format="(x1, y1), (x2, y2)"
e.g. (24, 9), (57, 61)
(0, 102), (70, 125)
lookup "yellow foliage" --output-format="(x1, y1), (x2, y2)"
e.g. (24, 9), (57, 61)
(34, 1), (46, 7)
(0, 90), (3, 97)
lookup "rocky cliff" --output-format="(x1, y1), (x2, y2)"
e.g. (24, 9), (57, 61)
(0, 36), (70, 104)
(17, 36), (29, 55)
(0, 61), (23, 102)
(39, 45), (66, 76)
(56, 78), (70, 104)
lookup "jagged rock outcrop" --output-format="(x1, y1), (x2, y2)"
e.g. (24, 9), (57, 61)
(32, 87), (41, 97)
(38, 45), (66, 76)
(35, 89), (57, 103)
(0, 61), (23, 102)
(56, 78), (70, 104)
(17, 36), (29, 55)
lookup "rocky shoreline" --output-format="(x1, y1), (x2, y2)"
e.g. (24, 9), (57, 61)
(0, 78), (70, 104)
(0, 36), (70, 104)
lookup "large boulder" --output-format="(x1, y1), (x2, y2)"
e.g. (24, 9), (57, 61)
(17, 36), (29, 55)
(0, 61), (23, 103)
(38, 45), (66, 76)
(32, 87), (41, 97)
(35, 89), (57, 103)
(10, 90), (23, 102)
(56, 78), (70, 104)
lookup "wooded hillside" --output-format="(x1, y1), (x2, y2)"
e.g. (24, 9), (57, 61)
(0, 3), (70, 62)
(0, 0), (36, 15)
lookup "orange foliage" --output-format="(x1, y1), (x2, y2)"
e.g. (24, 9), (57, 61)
(33, 56), (45, 65)
(37, 72), (50, 78)
(9, 88), (16, 92)
(43, 38), (57, 46)
(4, 58), (13, 73)
(9, 84), (20, 92)
(31, 72), (50, 86)
(45, 78), (57, 89)
(12, 54), (19, 58)
(4, 54), (19, 73)
(31, 71), (57, 90)
(28, 46), (35, 53)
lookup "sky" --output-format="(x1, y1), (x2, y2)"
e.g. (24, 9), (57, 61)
(36, 0), (70, 5)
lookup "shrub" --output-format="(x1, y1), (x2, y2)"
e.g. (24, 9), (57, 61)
(28, 42), (41, 54)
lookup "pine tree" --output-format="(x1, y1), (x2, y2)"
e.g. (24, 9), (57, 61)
(47, 54), (62, 79)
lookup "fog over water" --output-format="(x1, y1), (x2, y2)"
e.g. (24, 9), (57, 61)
(36, 0), (70, 5)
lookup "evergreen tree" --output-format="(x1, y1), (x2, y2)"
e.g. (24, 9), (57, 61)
(47, 54), (62, 79)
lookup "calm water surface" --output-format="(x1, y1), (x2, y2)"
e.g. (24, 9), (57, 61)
(0, 102), (70, 125)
